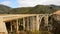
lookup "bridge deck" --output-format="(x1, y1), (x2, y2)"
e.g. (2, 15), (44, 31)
(0, 14), (52, 22)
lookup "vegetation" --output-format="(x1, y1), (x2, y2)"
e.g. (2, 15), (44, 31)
(17, 30), (52, 34)
(0, 4), (11, 14)
(10, 5), (58, 14)
(0, 4), (60, 14)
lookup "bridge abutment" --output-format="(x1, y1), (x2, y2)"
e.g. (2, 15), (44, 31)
(0, 17), (8, 34)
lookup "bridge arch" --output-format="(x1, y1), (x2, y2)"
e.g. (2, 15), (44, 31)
(39, 15), (48, 31)
(48, 15), (54, 31)
(39, 17), (45, 31)
(39, 14), (53, 31)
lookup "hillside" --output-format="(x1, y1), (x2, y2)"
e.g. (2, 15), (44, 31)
(0, 4), (60, 14)
(10, 5), (60, 14)
(9, 7), (33, 14)
(0, 4), (11, 14)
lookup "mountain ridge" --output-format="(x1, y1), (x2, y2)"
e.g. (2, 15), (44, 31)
(0, 4), (60, 14)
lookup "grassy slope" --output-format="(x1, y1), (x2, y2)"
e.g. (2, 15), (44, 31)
(0, 4), (60, 14)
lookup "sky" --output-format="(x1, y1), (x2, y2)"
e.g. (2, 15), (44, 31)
(0, 0), (60, 8)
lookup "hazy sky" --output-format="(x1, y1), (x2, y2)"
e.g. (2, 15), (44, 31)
(0, 0), (60, 8)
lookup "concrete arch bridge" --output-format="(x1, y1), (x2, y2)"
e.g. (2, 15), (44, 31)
(0, 14), (53, 34)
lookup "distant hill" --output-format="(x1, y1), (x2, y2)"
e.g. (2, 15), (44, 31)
(0, 4), (60, 14)
(10, 5), (60, 14)
(0, 4), (11, 14)
(9, 7), (33, 14)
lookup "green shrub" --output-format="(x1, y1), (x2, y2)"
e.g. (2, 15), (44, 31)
(26, 30), (52, 34)
(40, 31), (49, 34)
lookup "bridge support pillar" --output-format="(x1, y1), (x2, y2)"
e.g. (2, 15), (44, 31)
(33, 16), (36, 31)
(23, 18), (25, 30)
(16, 19), (19, 33)
(44, 16), (48, 26)
(29, 17), (32, 31)
(44, 15), (49, 31)
(10, 21), (13, 32)
(30, 16), (36, 31)
(27, 17), (29, 31)
(0, 17), (8, 34)
(36, 15), (40, 31)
